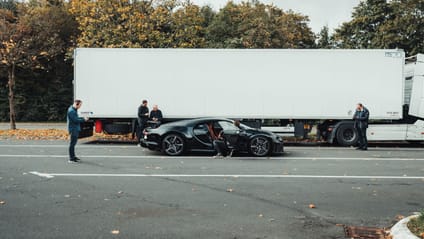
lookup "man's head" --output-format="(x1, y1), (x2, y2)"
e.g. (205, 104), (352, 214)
(234, 120), (241, 128)
(153, 105), (158, 111)
(142, 100), (148, 106)
(73, 99), (82, 109)
(356, 103), (363, 111)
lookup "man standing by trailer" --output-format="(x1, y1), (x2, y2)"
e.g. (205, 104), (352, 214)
(353, 103), (369, 150)
(67, 99), (88, 163)
(137, 100), (149, 142)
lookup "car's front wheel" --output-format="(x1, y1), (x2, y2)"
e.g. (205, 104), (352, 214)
(162, 134), (185, 156)
(249, 136), (271, 157)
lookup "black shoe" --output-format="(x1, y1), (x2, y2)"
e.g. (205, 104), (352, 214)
(360, 148), (368, 151)
(74, 157), (81, 161)
(355, 147), (363, 150)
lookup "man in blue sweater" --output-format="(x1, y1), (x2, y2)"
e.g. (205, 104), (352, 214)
(67, 99), (88, 163)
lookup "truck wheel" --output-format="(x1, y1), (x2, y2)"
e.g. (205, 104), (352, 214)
(162, 134), (185, 156)
(249, 136), (271, 157)
(336, 124), (358, 146)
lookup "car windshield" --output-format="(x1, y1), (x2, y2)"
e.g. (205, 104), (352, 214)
(238, 123), (251, 130)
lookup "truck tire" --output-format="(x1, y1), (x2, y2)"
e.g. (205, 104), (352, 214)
(103, 123), (131, 134)
(336, 124), (358, 146)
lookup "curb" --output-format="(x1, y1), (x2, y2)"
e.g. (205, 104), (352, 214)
(391, 215), (419, 239)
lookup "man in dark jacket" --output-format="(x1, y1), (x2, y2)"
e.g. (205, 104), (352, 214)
(353, 103), (369, 150)
(149, 104), (163, 128)
(137, 100), (149, 141)
(67, 99), (88, 162)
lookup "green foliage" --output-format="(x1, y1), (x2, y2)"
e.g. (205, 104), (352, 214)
(205, 1), (315, 48)
(333, 0), (424, 56)
(0, 0), (76, 124)
(0, 0), (17, 12)
(316, 25), (332, 49)
(408, 210), (424, 238)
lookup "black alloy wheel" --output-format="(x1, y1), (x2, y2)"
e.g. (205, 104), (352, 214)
(249, 136), (271, 157)
(162, 134), (185, 156)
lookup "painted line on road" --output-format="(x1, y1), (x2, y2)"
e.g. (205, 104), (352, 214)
(2, 154), (424, 161)
(29, 171), (424, 180)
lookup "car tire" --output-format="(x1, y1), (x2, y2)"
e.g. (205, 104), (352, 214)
(336, 124), (358, 146)
(162, 134), (185, 156)
(249, 136), (271, 157)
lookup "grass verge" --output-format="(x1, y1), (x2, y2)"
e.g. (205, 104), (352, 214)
(408, 211), (424, 238)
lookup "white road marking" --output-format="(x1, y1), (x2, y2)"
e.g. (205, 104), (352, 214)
(28, 171), (424, 180)
(29, 171), (54, 179)
(2, 154), (424, 161)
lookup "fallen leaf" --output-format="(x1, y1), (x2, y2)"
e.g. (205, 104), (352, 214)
(309, 204), (316, 209)
(395, 215), (404, 220)
(111, 230), (120, 235)
(226, 188), (234, 192)
(0, 200), (5, 205)
(258, 214), (263, 218)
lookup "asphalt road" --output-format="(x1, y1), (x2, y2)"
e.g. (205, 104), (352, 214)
(1, 141), (424, 239)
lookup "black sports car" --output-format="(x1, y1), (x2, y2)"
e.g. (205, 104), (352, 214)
(140, 118), (284, 156)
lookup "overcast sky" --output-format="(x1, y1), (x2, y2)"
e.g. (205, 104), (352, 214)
(191, 0), (361, 33)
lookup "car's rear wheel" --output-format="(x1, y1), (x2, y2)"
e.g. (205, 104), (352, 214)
(249, 136), (271, 157)
(162, 134), (185, 156)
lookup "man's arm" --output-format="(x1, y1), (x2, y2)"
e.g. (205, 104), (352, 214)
(358, 109), (369, 121)
(157, 110), (163, 121)
(353, 111), (359, 120)
(68, 109), (85, 123)
(138, 106), (144, 118)
(142, 107), (149, 118)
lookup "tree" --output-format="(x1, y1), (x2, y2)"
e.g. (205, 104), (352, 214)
(333, 0), (424, 56)
(316, 25), (332, 49)
(375, 0), (424, 56)
(0, 0), (17, 12)
(206, 1), (315, 48)
(171, 3), (206, 48)
(0, 1), (73, 128)
(334, 0), (391, 49)
(0, 7), (30, 129)
(275, 10), (315, 48)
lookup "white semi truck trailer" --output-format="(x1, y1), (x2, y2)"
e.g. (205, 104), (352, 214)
(74, 48), (424, 145)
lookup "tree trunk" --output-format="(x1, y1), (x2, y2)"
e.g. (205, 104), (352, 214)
(8, 63), (16, 130)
